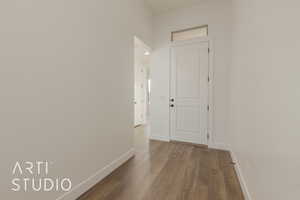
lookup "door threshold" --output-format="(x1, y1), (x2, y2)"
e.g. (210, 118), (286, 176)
(170, 140), (208, 148)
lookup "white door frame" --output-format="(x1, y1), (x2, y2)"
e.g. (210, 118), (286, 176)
(169, 37), (214, 145)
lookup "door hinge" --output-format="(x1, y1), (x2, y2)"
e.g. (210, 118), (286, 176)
(208, 48), (210, 53)
(207, 133), (210, 140)
(208, 76), (210, 82)
(207, 105), (210, 111)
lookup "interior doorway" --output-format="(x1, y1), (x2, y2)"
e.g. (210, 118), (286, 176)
(134, 37), (151, 130)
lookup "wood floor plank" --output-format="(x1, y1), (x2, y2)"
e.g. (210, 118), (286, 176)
(208, 150), (228, 200)
(141, 143), (193, 200)
(177, 147), (210, 200)
(217, 151), (244, 200)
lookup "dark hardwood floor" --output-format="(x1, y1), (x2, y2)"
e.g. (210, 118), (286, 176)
(78, 126), (244, 200)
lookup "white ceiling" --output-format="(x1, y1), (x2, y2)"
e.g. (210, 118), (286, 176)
(145, 0), (204, 15)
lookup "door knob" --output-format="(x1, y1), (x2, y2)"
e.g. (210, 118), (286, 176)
(170, 104), (174, 107)
(170, 98), (174, 102)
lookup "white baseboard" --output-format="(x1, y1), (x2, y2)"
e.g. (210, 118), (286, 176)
(149, 134), (170, 142)
(230, 150), (252, 200)
(55, 148), (135, 200)
(209, 142), (230, 151)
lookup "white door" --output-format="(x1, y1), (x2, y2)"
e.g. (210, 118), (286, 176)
(134, 37), (150, 127)
(135, 66), (142, 126)
(170, 40), (209, 144)
(134, 84), (141, 126)
(134, 66), (147, 126)
(139, 68), (147, 124)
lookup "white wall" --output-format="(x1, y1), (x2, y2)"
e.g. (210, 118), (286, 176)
(150, 0), (232, 143)
(0, 0), (152, 199)
(229, 0), (300, 199)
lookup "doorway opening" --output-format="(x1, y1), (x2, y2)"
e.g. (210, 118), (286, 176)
(134, 36), (151, 151)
